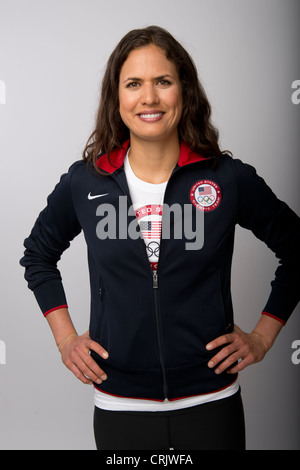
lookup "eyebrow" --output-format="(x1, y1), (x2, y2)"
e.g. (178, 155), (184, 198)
(122, 74), (175, 83)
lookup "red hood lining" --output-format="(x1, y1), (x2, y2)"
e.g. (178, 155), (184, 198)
(96, 140), (208, 174)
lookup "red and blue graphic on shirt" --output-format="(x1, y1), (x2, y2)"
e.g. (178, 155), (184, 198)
(135, 204), (163, 271)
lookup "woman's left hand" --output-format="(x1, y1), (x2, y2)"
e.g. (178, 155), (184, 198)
(205, 324), (270, 374)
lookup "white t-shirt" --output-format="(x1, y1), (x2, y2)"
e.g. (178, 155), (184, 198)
(94, 150), (239, 411)
(124, 150), (167, 272)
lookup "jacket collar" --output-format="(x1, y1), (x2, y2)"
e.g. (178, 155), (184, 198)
(96, 140), (209, 174)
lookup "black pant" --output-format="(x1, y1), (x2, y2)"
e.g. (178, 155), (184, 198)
(93, 389), (245, 450)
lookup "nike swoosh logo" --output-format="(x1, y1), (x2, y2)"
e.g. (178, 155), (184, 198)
(88, 192), (109, 200)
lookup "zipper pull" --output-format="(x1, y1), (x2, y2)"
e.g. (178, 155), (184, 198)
(153, 271), (158, 289)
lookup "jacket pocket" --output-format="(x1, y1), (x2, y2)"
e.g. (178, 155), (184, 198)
(89, 273), (105, 341)
(217, 271), (233, 333)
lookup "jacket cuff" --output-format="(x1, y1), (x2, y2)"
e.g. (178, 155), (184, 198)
(262, 281), (300, 325)
(33, 279), (68, 316)
(262, 311), (286, 326)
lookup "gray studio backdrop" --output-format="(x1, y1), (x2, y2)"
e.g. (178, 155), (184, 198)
(0, 0), (299, 450)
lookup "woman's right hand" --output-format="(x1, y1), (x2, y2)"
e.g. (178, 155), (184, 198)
(59, 331), (109, 385)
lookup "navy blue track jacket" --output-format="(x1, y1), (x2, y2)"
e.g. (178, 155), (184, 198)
(20, 141), (300, 400)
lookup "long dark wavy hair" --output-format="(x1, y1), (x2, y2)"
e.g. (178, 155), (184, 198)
(83, 25), (225, 171)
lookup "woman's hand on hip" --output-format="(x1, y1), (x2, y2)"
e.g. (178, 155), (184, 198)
(59, 331), (109, 385)
(205, 324), (270, 375)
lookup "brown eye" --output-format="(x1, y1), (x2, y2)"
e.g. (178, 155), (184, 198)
(127, 82), (140, 88)
(157, 80), (171, 87)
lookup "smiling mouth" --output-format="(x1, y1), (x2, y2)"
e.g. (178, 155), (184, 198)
(138, 112), (165, 121)
(139, 112), (164, 118)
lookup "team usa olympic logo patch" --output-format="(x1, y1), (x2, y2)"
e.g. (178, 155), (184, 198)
(189, 180), (222, 212)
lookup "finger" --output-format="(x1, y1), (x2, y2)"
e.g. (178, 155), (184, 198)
(211, 350), (242, 374)
(226, 360), (242, 374)
(75, 354), (107, 384)
(206, 333), (234, 351)
(83, 341), (109, 380)
(65, 360), (93, 385)
(227, 353), (256, 374)
(82, 354), (108, 382)
(87, 339), (109, 360)
(207, 342), (238, 369)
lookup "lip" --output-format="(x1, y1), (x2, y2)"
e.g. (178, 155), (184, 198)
(137, 111), (165, 122)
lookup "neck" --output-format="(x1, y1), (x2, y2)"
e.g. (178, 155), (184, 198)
(128, 134), (180, 184)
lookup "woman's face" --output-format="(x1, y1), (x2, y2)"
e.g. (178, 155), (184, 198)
(119, 45), (183, 145)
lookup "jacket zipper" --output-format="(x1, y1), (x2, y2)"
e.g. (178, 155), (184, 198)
(152, 270), (168, 400)
(113, 171), (169, 400)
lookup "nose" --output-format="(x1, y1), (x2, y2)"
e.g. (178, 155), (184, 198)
(141, 83), (159, 105)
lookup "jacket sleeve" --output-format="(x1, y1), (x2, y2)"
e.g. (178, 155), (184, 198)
(20, 162), (82, 316)
(233, 158), (300, 324)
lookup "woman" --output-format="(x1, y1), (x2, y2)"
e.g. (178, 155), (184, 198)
(20, 26), (300, 450)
